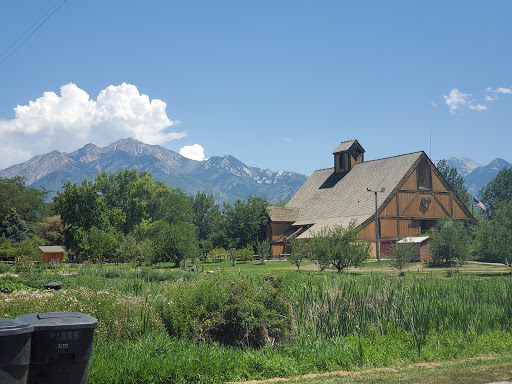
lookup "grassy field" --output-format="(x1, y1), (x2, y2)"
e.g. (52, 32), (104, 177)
(1, 259), (512, 383)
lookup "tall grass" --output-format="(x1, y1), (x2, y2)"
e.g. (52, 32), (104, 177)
(289, 273), (512, 356)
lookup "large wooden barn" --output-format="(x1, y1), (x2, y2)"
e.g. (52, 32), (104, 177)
(267, 140), (476, 258)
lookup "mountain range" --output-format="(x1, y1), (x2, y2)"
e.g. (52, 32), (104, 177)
(0, 139), (509, 203)
(0, 138), (307, 204)
(443, 157), (511, 196)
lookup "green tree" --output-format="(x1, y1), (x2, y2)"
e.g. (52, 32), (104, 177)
(136, 219), (198, 267)
(79, 226), (123, 262)
(473, 200), (512, 264)
(0, 177), (49, 225)
(223, 197), (269, 250)
(113, 233), (150, 264)
(390, 240), (416, 275)
(37, 215), (63, 245)
(193, 191), (220, 242)
(310, 222), (370, 273)
(0, 209), (30, 244)
(288, 237), (308, 271)
(255, 239), (270, 264)
(429, 218), (470, 266)
(480, 167), (512, 219)
(436, 160), (471, 208)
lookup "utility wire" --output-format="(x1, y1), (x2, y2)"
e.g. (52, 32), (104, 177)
(0, 0), (69, 66)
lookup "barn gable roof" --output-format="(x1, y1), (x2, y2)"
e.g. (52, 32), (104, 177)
(267, 206), (299, 222)
(286, 151), (424, 238)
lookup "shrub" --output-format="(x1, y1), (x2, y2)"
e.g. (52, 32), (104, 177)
(158, 275), (293, 348)
(255, 239), (270, 264)
(390, 240), (416, 275)
(310, 222), (370, 273)
(429, 219), (470, 266)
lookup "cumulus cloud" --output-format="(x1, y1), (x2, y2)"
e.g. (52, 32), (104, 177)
(443, 88), (471, 114)
(486, 87), (512, 94)
(0, 83), (186, 168)
(485, 95), (496, 101)
(179, 144), (207, 161)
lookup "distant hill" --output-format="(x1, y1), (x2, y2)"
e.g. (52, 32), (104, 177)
(0, 138), (307, 204)
(440, 157), (511, 196)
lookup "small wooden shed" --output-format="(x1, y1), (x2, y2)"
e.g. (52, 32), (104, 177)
(397, 236), (431, 261)
(38, 246), (65, 264)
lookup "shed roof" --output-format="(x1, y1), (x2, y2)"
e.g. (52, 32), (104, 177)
(38, 246), (65, 253)
(397, 236), (431, 244)
(287, 151), (424, 238)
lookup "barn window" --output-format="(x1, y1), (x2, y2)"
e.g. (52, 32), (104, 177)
(340, 153), (345, 171)
(417, 159), (432, 190)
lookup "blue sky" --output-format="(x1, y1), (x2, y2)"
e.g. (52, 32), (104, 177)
(0, 0), (511, 175)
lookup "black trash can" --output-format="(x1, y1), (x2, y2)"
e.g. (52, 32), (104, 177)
(16, 312), (98, 384)
(0, 318), (33, 384)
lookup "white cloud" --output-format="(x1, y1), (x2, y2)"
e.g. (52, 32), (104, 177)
(443, 88), (471, 114)
(179, 144), (207, 161)
(0, 83), (186, 168)
(469, 104), (487, 111)
(485, 95), (496, 101)
(487, 87), (512, 94)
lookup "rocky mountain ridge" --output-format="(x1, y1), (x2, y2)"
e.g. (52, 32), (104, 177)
(0, 138), (307, 204)
(444, 157), (511, 196)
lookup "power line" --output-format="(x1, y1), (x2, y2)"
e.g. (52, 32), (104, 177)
(0, 0), (69, 66)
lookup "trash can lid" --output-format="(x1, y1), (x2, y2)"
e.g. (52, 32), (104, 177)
(16, 312), (98, 331)
(0, 318), (33, 336)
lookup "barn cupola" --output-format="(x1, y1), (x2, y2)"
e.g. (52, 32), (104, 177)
(333, 140), (365, 174)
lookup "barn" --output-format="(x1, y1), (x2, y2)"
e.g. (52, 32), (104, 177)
(267, 140), (475, 258)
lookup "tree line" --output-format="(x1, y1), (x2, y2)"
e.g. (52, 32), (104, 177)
(0, 170), (269, 266)
(1, 162), (511, 268)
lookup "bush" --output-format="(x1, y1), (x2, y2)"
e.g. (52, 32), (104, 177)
(429, 219), (470, 266)
(390, 240), (416, 275)
(158, 275), (293, 348)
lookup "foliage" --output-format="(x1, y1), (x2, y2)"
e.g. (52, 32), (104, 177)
(310, 223), (370, 273)
(0, 177), (49, 225)
(0, 209), (31, 244)
(480, 167), (512, 219)
(37, 215), (63, 245)
(193, 191), (220, 242)
(436, 160), (472, 208)
(390, 240), (416, 274)
(158, 275), (293, 348)
(208, 247), (226, 261)
(255, 239), (270, 264)
(289, 237), (308, 271)
(113, 233), (150, 264)
(53, 170), (196, 255)
(473, 200), (512, 264)
(234, 245), (254, 263)
(222, 196), (269, 250)
(79, 226), (123, 262)
(429, 218), (470, 266)
(0, 235), (15, 260)
(136, 220), (199, 267)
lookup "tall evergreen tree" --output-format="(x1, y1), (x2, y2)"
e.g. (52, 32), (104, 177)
(0, 209), (30, 244)
(436, 160), (471, 208)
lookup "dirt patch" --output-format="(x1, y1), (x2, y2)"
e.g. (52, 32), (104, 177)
(407, 362), (441, 369)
